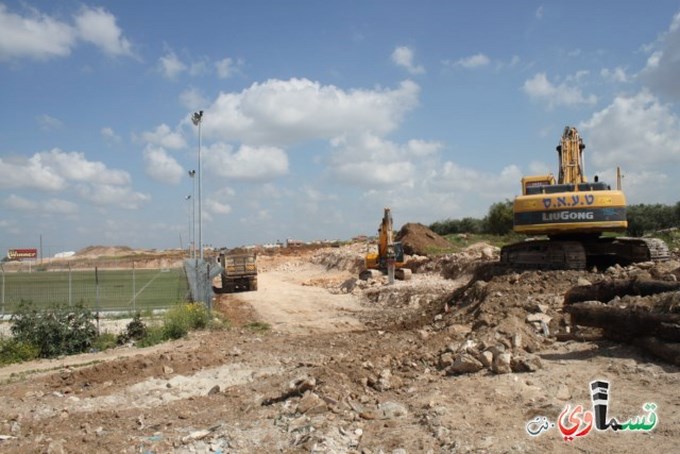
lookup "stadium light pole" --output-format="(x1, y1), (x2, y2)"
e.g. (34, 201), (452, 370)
(187, 170), (196, 258)
(191, 110), (204, 260)
(185, 194), (192, 257)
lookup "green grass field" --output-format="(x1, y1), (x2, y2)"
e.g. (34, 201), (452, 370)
(0, 268), (189, 313)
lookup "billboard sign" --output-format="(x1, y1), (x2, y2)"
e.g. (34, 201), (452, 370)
(7, 248), (38, 260)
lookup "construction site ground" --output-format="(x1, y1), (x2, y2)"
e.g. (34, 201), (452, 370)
(0, 243), (678, 453)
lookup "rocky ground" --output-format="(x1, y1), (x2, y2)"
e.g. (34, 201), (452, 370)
(0, 242), (679, 453)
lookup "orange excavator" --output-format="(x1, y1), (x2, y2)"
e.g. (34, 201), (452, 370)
(362, 208), (412, 281)
(500, 126), (669, 269)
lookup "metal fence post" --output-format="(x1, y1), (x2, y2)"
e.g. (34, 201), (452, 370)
(95, 266), (100, 335)
(132, 261), (136, 313)
(68, 263), (72, 306)
(1, 264), (4, 318)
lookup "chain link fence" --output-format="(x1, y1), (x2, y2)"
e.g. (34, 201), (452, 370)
(184, 258), (223, 310)
(0, 262), (190, 316)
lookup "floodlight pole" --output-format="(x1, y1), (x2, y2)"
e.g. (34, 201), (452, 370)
(188, 170), (196, 259)
(192, 111), (204, 261)
(185, 194), (192, 257)
(198, 118), (203, 261)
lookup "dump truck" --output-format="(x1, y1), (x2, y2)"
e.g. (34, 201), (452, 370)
(214, 250), (258, 293)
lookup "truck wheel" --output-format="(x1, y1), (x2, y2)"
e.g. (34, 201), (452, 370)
(249, 278), (258, 291)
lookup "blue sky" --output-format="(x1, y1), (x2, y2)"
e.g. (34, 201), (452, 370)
(2, 1), (680, 254)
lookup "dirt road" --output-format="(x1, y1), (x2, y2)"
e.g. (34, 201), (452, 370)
(232, 263), (367, 334)
(0, 249), (678, 453)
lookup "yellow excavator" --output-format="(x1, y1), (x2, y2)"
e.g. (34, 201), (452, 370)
(362, 208), (412, 281)
(500, 126), (669, 269)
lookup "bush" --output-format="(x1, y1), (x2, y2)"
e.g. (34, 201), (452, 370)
(117, 312), (148, 345)
(244, 321), (271, 332)
(10, 302), (98, 358)
(162, 302), (211, 340)
(93, 332), (118, 352)
(0, 337), (39, 365)
(137, 325), (166, 348)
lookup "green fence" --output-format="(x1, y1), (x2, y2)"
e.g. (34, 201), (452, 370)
(0, 265), (190, 315)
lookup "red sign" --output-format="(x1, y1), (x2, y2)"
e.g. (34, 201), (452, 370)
(7, 249), (38, 260)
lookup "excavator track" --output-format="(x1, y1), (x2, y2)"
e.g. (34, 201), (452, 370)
(501, 236), (670, 271)
(500, 239), (586, 270)
(605, 237), (671, 263)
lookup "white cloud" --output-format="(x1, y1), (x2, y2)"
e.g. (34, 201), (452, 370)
(204, 143), (289, 180)
(37, 149), (130, 185)
(0, 4), (133, 61)
(189, 58), (209, 76)
(159, 52), (242, 80)
(216, 57), (236, 78)
(600, 67), (629, 83)
(179, 87), (208, 111)
(159, 51), (187, 79)
(143, 146), (184, 184)
(523, 72), (597, 108)
(429, 162), (522, 200)
(43, 198), (79, 214)
(36, 114), (63, 130)
(405, 139), (442, 157)
(535, 6), (544, 19)
(206, 199), (232, 215)
(640, 11), (680, 100)
(328, 134), (422, 188)
(391, 46), (425, 74)
(203, 78), (420, 145)
(0, 4), (76, 61)
(0, 154), (66, 190)
(141, 124), (187, 149)
(449, 53), (491, 69)
(581, 90), (680, 170)
(78, 184), (150, 209)
(4, 194), (37, 211)
(73, 6), (133, 57)
(0, 148), (146, 209)
(101, 126), (121, 142)
(334, 160), (414, 187)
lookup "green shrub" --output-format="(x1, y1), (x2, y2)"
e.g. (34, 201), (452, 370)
(137, 325), (166, 348)
(244, 321), (271, 332)
(117, 312), (148, 345)
(0, 337), (39, 365)
(162, 302), (211, 340)
(10, 302), (98, 358)
(93, 332), (118, 352)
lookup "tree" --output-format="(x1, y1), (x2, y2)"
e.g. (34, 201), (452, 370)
(483, 200), (514, 235)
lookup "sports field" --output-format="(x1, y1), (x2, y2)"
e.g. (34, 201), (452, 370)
(0, 268), (189, 313)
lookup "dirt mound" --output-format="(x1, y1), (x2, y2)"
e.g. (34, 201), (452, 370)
(396, 223), (452, 255)
(75, 245), (133, 257)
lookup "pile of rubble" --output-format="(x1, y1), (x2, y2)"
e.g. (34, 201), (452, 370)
(306, 239), (680, 375)
(431, 257), (680, 375)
